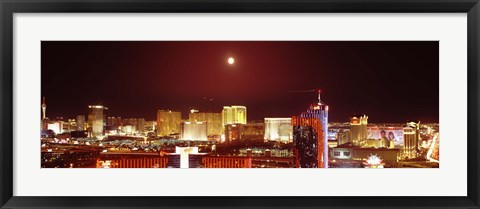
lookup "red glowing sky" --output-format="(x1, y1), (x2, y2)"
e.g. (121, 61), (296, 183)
(41, 41), (439, 123)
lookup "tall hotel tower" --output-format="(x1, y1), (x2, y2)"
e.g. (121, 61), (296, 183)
(403, 120), (420, 158)
(222, 106), (247, 127)
(88, 105), (108, 137)
(157, 110), (182, 137)
(292, 90), (329, 168)
(350, 114), (368, 146)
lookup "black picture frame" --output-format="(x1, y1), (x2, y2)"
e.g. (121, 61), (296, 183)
(1, 0), (479, 208)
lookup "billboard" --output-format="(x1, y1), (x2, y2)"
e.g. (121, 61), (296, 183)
(367, 127), (404, 146)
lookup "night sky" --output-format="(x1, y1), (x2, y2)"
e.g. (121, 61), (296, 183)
(41, 41), (439, 123)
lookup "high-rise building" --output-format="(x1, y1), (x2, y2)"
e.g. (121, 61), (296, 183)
(88, 105), (108, 137)
(156, 110), (181, 137)
(189, 110), (222, 136)
(264, 118), (293, 143)
(292, 116), (324, 168)
(403, 127), (417, 158)
(137, 118), (145, 133)
(294, 89), (329, 168)
(76, 115), (85, 131)
(350, 114), (368, 146)
(403, 120), (420, 158)
(407, 120), (421, 146)
(180, 121), (208, 141)
(222, 106), (247, 128)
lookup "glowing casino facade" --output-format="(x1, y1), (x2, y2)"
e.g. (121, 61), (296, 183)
(156, 110), (182, 136)
(87, 105), (108, 137)
(350, 114), (368, 146)
(222, 106), (247, 127)
(264, 118), (293, 143)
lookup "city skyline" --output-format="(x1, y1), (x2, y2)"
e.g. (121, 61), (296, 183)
(41, 41), (439, 123)
(41, 41), (440, 169)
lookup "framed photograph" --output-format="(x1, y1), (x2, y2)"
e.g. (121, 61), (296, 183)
(1, 0), (479, 208)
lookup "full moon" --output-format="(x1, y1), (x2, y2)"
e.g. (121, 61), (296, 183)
(228, 57), (235, 65)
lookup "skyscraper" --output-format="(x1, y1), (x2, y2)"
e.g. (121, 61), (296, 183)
(137, 118), (145, 133)
(156, 110), (182, 137)
(403, 120), (420, 158)
(87, 105), (108, 137)
(292, 116), (324, 168)
(350, 114), (368, 146)
(292, 90), (328, 168)
(406, 120), (421, 146)
(76, 115), (85, 131)
(189, 110), (222, 136)
(222, 106), (247, 128)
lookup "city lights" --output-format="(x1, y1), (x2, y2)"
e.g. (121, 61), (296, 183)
(41, 41), (439, 169)
(41, 91), (439, 169)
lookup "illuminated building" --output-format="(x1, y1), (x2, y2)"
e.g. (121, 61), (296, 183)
(107, 116), (123, 127)
(166, 147), (206, 168)
(42, 149), (99, 168)
(426, 133), (439, 163)
(292, 116), (324, 168)
(41, 97), (47, 120)
(121, 125), (136, 135)
(189, 110), (222, 136)
(403, 126), (419, 159)
(180, 121), (208, 141)
(107, 116), (117, 126)
(331, 143), (400, 164)
(407, 120), (421, 146)
(97, 152), (252, 168)
(337, 130), (350, 146)
(350, 114), (368, 146)
(202, 156), (252, 168)
(88, 105), (108, 137)
(264, 118), (293, 143)
(97, 156), (168, 168)
(41, 118), (50, 131)
(225, 123), (265, 143)
(156, 110), (181, 137)
(328, 140), (338, 148)
(107, 117), (145, 133)
(222, 106), (247, 128)
(145, 121), (157, 132)
(76, 115), (85, 131)
(66, 119), (76, 132)
(293, 89), (329, 168)
(137, 118), (145, 133)
(47, 122), (63, 134)
(366, 126), (404, 148)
